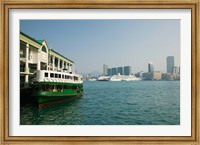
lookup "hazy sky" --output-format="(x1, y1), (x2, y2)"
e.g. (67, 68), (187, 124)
(20, 20), (180, 74)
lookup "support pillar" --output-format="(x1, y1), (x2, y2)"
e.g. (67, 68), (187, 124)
(52, 56), (55, 70)
(62, 60), (64, 70)
(68, 63), (70, 71)
(37, 50), (41, 70)
(25, 44), (29, 83)
(69, 64), (72, 72)
(58, 58), (60, 71)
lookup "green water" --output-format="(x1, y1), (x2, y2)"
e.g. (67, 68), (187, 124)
(20, 81), (180, 125)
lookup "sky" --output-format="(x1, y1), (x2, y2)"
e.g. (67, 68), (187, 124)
(20, 20), (180, 74)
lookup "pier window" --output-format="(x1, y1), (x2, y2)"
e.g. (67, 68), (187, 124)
(45, 72), (48, 77)
(20, 61), (25, 72)
(42, 46), (47, 53)
(20, 41), (26, 58)
(29, 64), (37, 73)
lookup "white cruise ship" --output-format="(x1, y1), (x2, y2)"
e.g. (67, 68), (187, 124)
(109, 74), (141, 81)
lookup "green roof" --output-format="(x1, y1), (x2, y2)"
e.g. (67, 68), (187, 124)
(37, 40), (44, 44)
(21, 31), (74, 63)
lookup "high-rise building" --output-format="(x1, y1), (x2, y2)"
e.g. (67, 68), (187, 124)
(124, 66), (131, 75)
(167, 56), (174, 73)
(148, 62), (154, 74)
(107, 68), (112, 76)
(117, 67), (123, 75)
(112, 67), (117, 75)
(103, 64), (108, 76)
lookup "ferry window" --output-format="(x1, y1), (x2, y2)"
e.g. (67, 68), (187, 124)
(45, 85), (50, 91)
(72, 86), (77, 89)
(57, 85), (62, 92)
(62, 75), (64, 78)
(65, 75), (67, 79)
(74, 76), (78, 81)
(50, 73), (54, 78)
(67, 76), (71, 79)
(45, 72), (48, 77)
(59, 74), (61, 78)
(64, 85), (68, 89)
(41, 85), (45, 91)
(50, 85), (54, 91)
(55, 74), (58, 78)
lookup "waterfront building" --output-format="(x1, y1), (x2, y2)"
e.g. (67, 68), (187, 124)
(167, 73), (174, 80)
(167, 56), (175, 73)
(103, 64), (108, 76)
(148, 62), (154, 74)
(142, 72), (150, 80)
(161, 73), (168, 80)
(135, 71), (144, 78)
(124, 66), (131, 75)
(152, 71), (162, 80)
(147, 62), (154, 80)
(117, 67), (123, 75)
(20, 32), (74, 87)
(172, 66), (178, 74)
(107, 68), (112, 76)
(112, 67), (117, 75)
(48, 49), (74, 72)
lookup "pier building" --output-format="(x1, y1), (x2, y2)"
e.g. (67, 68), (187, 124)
(20, 32), (74, 87)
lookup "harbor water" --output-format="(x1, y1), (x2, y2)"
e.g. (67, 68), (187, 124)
(20, 81), (180, 125)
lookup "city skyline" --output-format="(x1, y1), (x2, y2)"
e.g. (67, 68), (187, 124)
(102, 55), (179, 76)
(20, 19), (180, 74)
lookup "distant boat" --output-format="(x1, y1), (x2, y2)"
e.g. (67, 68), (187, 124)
(88, 78), (97, 81)
(31, 70), (83, 108)
(109, 74), (141, 81)
(97, 76), (110, 81)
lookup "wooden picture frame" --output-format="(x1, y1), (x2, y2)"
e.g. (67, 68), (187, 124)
(0, 0), (199, 144)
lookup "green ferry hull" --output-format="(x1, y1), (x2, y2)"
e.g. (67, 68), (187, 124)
(32, 82), (83, 108)
(35, 93), (83, 108)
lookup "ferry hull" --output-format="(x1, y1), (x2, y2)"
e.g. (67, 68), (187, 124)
(35, 93), (83, 108)
(32, 82), (83, 108)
